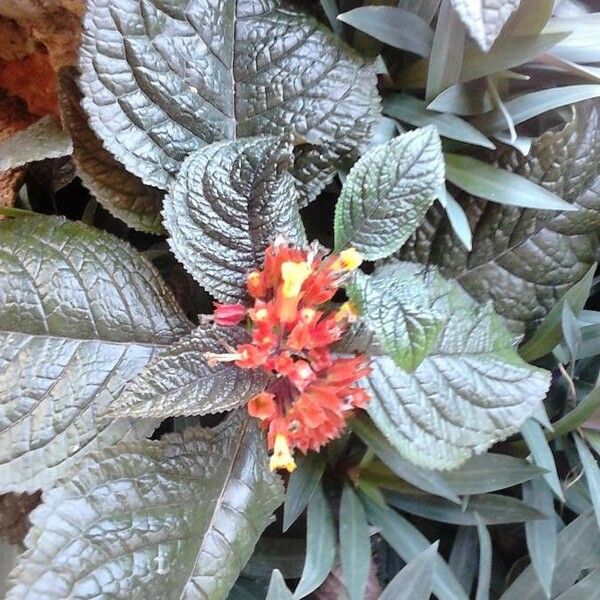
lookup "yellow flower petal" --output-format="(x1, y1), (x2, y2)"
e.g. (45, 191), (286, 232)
(281, 261), (312, 298)
(269, 433), (297, 472)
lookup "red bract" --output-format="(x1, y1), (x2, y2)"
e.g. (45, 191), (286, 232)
(209, 240), (371, 472)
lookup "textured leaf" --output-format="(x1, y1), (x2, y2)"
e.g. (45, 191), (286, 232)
(164, 136), (306, 302)
(334, 126), (444, 260)
(0, 492), (40, 545)
(379, 542), (438, 600)
(358, 263), (550, 469)
(449, 0), (522, 51)
(106, 325), (267, 420)
(0, 115), (72, 171)
(399, 101), (600, 332)
(57, 67), (164, 234)
(79, 0), (380, 201)
(0, 215), (190, 492)
(7, 412), (284, 600)
(347, 267), (445, 372)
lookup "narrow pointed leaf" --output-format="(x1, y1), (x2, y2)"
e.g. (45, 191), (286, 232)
(474, 514), (492, 600)
(105, 325), (267, 419)
(379, 541), (438, 600)
(283, 452), (327, 532)
(294, 485), (336, 599)
(574, 434), (600, 532)
(266, 570), (293, 600)
(334, 126), (444, 260)
(79, 0), (380, 200)
(0, 215), (190, 493)
(442, 188), (473, 251)
(339, 485), (371, 600)
(449, 527), (478, 595)
(7, 412), (283, 600)
(337, 7), (434, 56)
(384, 94), (494, 148)
(164, 136), (306, 303)
(522, 478), (557, 599)
(363, 498), (469, 600)
(554, 569), (600, 600)
(445, 153), (575, 211)
(57, 67), (164, 234)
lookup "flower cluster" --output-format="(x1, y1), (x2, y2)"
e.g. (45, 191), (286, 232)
(210, 240), (371, 472)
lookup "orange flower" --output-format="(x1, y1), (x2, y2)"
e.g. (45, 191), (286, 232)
(208, 240), (371, 471)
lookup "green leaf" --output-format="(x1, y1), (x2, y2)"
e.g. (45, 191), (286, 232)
(243, 538), (306, 581)
(442, 454), (546, 495)
(347, 267), (445, 372)
(6, 412), (284, 600)
(359, 263), (550, 470)
(383, 94), (494, 149)
(57, 67), (164, 234)
(164, 136), (306, 302)
(445, 153), (575, 211)
(363, 498), (469, 600)
(428, 81), (494, 115)
(379, 541), (438, 600)
(104, 325), (267, 420)
(561, 303), (582, 363)
(266, 570), (293, 600)
(339, 485), (371, 600)
(522, 478), (557, 599)
(334, 126), (444, 260)
(574, 434), (600, 532)
(353, 416), (460, 503)
(550, 384), (600, 440)
(474, 514), (492, 600)
(293, 484), (336, 599)
(545, 14), (600, 63)
(520, 264), (595, 361)
(386, 491), (546, 525)
(337, 7), (434, 57)
(399, 102), (600, 331)
(426, 0), (466, 102)
(0, 115), (72, 171)
(79, 0), (380, 201)
(442, 188), (473, 251)
(449, 0), (523, 51)
(283, 452), (327, 532)
(475, 85), (600, 133)
(554, 569), (600, 600)
(449, 527), (478, 595)
(0, 215), (190, 493)
(499, 513), (600, 600)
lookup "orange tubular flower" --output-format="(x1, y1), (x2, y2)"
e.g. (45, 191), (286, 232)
(210, 240), (370, 472)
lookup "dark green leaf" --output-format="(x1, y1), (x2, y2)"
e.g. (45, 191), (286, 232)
(521, 419), (564, 501)
(400, 101), (600, 332)
(428, 81), (494, 115)
(294, 484), (336, 599)
(340, 485), (371, 600)
(334, 126), (444, 260)
(105, 325), (267, 419)
(79, 0), (380, 201)
(7, 412), (284, 600)
(551, 385), (600, 439)
(337, 7), (434, 56)
(449, 527), (478, 595)
(520, 264), (595, 361)
(445, 153), (574, 211)
(385, 94), (493, 150)
(379, 541), (438, 600)
(474, 514), (492, 600)
(574, 434), (600, 532)
(386, 491), (546, 525)
(363, 497), (469, 600)
(442, 454), (546, 495)
(360, 263), (550, 470)
(522, 478), (557, 598)
(266, 570), (293, 600)
(561, 303), (582, 362)
(499, 513), (600, 599)
(0, 215), (190, 493)
(164, 136), (306, 302)
(0, 115), (72, 171)
(347, 266), (445, 372)
(449, 0), (523, 51)
(283, 452), (327, 532)
(57, 67), (164, 234)
(243, 538), (306, 581)
(353, 417), (460, 503)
